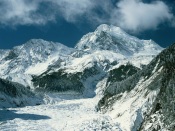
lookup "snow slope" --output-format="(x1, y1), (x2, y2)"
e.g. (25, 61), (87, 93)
(75, 24), (162, 57)
(31, 24), (163, 95)
(0, 80), (121, 131)
(0, 78), (42, 108)
(98, 42), (175, 131)
(0, 95), (120, 131)
(0, 39), (74, 87)
(0, 50), (9, 61)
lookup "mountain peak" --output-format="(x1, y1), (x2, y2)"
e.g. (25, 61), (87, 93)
(13, 39), (74, 55)
(27, 38), (45, 43)
(96, 24), (111, 32)
(75, 24), (163, 56)
(21, 39), (56, 48)
(96, 24), (126, 35)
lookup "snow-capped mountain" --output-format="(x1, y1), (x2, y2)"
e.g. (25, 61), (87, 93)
(31, 25), (163, 97)
(98, 42), (175, 131)
(0, 24), (163, 98)
(75, 24), (162, 57)
(0, 39), (74, 87)
(0, 25), (162, 91)
(0, 24), (168, 130)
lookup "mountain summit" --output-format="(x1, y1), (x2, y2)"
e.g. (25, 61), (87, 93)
(0, 39), (74, 86)
(75, 24), (162, 56)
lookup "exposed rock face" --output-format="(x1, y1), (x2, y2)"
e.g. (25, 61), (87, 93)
(107, 63), (140, 83)
(75, 24), (162, 57)
(140, 43), (175, 131)
(4, 50), (18, 60)
(98, 43), (175, 131)
(0, 78), (42, 108)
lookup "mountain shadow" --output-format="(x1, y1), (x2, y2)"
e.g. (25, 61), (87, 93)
(0, 109), (50, 121)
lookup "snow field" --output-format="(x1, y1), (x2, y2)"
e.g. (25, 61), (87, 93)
(0, 92), (120, 131)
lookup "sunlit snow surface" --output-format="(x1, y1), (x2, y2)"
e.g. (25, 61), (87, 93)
(0, 24), (164, 131)
(0, 24), (163, 88)
(0, 93), (121, 131)
(0, 79), (121, 131)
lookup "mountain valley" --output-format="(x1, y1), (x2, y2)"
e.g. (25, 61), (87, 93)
(1, 24), (173, 131)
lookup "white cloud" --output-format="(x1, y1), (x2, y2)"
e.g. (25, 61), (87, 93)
(0, 0), (54, 26)
(0, 0), (96, 26)
(0, 0), (174, 32)
(111, 0), (174, 32)
(51, 0), (95, 23)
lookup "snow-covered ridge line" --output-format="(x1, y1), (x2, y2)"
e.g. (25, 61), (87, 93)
(0, 39), (74, 87)
(75, 24), (163, 56)
(0, 24), (163, 89)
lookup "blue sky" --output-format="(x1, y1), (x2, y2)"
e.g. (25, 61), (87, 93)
(0, 0), (175, 49)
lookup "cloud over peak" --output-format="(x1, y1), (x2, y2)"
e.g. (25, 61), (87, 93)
(0, 0), (174, 32)
(112, 0), (173, 32)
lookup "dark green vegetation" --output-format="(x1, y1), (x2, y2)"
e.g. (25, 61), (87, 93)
(107, 63), (140, 83)
(0, 78), (33, 97)
(32, 64), (105, 93)
(32, 69), (84, 92)
(0, 78), (40, 108)
(98, 43), (175, 130)
(140, 43), (175, 130)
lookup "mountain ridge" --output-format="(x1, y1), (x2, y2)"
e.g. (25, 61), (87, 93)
(75, 24), (162, 57)
(98, 42), (175, 130)
(0, 24), (167, 130)
(0, 24), (163, 90)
